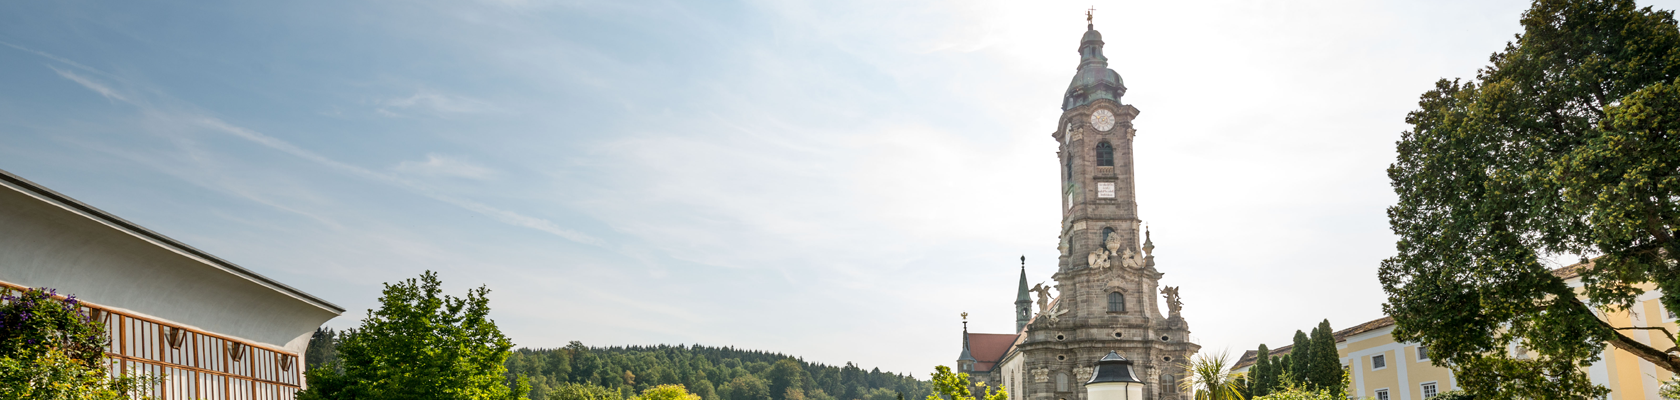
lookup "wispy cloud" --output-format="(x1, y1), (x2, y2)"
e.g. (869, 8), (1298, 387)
(35, 53), (603, 249)
(376, 90), (504, 117)
(394, 154), (498, 180)
(50, 66), (125, 102)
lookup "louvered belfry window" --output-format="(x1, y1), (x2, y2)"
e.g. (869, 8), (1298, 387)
(1096, 142), (1114, 167)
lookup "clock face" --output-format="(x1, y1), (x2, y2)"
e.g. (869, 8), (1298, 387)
(1090, 109), (1116, 132)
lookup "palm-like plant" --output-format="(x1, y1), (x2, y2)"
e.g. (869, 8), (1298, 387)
(1179, 351), (1243, 400)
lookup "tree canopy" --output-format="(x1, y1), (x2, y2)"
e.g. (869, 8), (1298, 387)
(494, 342), (930, 400)
(1381, 0), (1680, 397)
(299, 271), (528, 400)
(924, 366), (1004, 400)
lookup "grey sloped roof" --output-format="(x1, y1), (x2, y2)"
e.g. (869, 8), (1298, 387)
(0, 168), (344, 314)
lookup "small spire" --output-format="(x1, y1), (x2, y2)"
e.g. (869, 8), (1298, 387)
(1144, 225), (1154, 247)
(1021, 255), (1026, 269)
(1142, 225), (1156, 266)
(958, 312), (976, 362)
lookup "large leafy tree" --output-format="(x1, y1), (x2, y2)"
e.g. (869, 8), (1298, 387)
(299, 271), (529, 400)
(1382, 0), (1680, 397)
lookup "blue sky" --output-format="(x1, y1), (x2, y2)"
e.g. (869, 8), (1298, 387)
(5, 0), (1676, 376)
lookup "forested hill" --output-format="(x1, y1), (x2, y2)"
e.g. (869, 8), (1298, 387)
(506, 342), (932, 400)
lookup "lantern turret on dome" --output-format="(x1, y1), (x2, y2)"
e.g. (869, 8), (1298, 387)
(1085, 351), (1145, 400)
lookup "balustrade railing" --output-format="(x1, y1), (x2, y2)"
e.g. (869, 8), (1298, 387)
(0, 281), (303, 399)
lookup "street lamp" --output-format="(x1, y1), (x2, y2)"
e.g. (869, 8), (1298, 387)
(1085, 351), (1144, 400)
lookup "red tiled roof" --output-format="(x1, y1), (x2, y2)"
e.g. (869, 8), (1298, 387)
(968, 333), (1018, 372)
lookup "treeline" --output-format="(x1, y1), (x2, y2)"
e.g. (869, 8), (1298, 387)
(503, 342), (931, 400)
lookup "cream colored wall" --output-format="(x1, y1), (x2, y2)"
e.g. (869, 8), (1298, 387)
(1574, 279), (1677, 400)
(1240, 279), (1675, 398)
(999, 350), (1027, 400)
(1339, 326), (1456, 400)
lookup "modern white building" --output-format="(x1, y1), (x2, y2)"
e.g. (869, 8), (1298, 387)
(0, 168), (343, 399)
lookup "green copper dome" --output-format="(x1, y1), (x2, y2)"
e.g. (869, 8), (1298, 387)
(1063, 24), (1126, 111)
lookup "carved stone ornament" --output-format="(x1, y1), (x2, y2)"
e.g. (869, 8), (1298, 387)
(1042, 299), (1069, 323)
(1119, 248), (1143, 269)
(1162, 286), (1183, 317)
(1073, 366), (1095, 381)
(1033, 368), (1050, 383)
(1087, 250), (1111, 269)
(1030, 282), (1054, 314)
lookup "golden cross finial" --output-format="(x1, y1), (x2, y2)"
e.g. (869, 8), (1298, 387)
(1086, 6), (1095, 23)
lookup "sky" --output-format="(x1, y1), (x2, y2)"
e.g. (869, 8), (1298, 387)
(4, 0), (1677, 377)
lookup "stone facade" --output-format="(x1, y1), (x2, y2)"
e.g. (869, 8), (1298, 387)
(958, 21), (1200, 400)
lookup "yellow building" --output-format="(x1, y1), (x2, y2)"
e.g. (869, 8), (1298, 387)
(1232, 262), (1677, 400)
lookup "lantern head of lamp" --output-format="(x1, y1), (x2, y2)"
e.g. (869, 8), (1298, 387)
(1085, 351), (1144, 400)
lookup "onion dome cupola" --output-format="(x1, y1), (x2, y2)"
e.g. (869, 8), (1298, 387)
(1062, 21), (1127, 111)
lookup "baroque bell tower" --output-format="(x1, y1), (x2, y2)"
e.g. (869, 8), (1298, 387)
(1010, 12), (1199, 400)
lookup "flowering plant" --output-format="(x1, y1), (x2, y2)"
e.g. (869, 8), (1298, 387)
(0, 287), (156, 399)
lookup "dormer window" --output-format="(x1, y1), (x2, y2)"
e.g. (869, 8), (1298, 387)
(1096, 142), (1114, 167)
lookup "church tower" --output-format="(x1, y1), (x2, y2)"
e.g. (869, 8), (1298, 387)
(950, 14), (1198, 400)
(1017, 14), (1199, 400)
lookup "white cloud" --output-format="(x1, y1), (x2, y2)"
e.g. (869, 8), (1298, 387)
(394, 154), (498, 180)
(50, 66), (125, 102)
(376, 90), (504, 116)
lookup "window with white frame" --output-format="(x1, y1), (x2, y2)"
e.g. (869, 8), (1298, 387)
(1374, 388), (1390, 400)
(1418, 345), (1430, 361)
(1372, 354), (1387, 370)
(1421, 382), (1439, 398)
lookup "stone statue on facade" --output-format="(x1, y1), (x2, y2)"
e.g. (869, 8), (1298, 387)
(1119, 248), (1143, 269)
(1162, 286), (1182, 316)
(1030, 282), (1054, 314)
(1087, 249), (1111, 269)
(1088, 233), (1136, 269)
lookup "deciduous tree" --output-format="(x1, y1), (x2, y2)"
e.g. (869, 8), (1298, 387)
(298, 271), (529, 400)
(1382, 0), (1680, 397)
(924, 366), (1005, 400)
